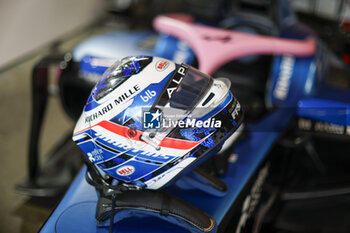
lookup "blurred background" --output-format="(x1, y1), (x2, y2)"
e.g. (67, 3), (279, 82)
(1, 0), (350, 70)
(0, 0), (349, 232)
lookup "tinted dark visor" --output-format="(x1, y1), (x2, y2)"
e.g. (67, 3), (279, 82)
(169, 67), (212, 110)
(154, 64), (212, 112)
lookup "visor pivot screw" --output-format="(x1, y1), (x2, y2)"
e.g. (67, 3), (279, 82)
(127, 128), (137, 138)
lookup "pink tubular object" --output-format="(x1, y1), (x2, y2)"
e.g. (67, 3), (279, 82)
(153, 14), (317, 74)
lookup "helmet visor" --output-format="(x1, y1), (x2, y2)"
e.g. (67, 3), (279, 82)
(168, 67), (212, 110)
(92, 56), (152, 101)
(141, 64), (215, 148)
(155, 64), (212, 112)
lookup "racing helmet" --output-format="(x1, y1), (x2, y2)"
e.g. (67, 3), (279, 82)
(73, 56), (243, 190)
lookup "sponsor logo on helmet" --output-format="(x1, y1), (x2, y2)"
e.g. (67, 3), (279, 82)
(87, 148), (104, 162)
(152, 64), (187, 106)
(155, 60), (169, 71)
(85, 103), (113, 123)
(231, 102), (241, 120)
(85, 85), (141, 123)
(95, 133), (173, 160)
(166, 66), (186, 98)
(140, 90), (157, 102)
(116, 165), (135, 176)
(114, 85), (141, 105)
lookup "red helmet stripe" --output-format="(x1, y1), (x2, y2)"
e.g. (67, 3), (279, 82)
(75, 120), (202, 150)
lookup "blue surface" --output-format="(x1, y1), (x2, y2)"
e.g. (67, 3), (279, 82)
(79, 56), (113, 74)
(40, 109), (293, 233)
(297, 98), (350, 126)
(154, 34), (195, 64)
(266, 54), (317, 108)
(72, 31), (194, 65)
(72, 31), (155, 61)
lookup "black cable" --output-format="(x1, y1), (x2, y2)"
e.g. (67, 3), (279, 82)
(109, 194), (116, 233)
